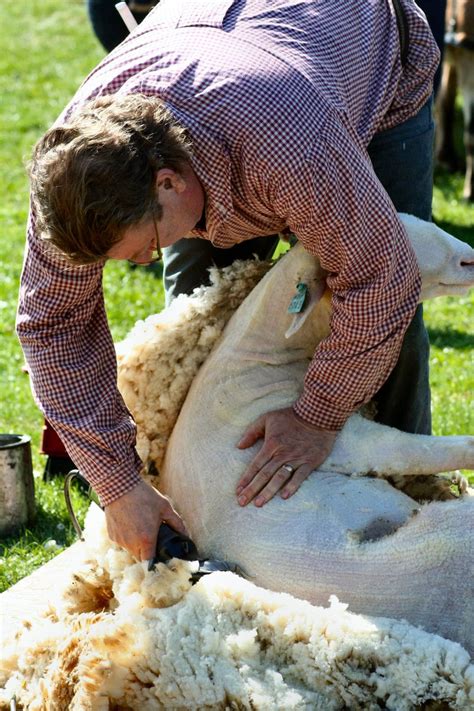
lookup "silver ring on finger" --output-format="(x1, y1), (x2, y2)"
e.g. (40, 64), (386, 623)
(282, 463), (295, 475)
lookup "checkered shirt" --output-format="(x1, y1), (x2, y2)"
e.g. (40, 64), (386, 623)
(17, 0), (439, 505)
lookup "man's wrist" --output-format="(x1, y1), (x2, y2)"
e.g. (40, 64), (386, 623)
(292, 403), (343, 434)
(98, 470), (144, 508)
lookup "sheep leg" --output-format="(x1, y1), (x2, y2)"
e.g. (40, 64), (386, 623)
(325, 413), (474, 476)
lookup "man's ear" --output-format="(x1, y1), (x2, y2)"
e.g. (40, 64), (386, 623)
(155, 168), (187, 195)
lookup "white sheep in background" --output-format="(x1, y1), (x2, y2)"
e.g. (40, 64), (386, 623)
(1, 505), (473, 709)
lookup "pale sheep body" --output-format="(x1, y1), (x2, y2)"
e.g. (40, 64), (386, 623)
(157, 215), (474, 653)
(1, 505), (473, 710)
(117, 213), (474, 479)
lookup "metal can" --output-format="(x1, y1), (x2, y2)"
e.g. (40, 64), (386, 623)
(0, 434), (36, 537)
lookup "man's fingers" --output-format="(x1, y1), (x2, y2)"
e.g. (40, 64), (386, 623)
(236, 448), (274, 495)
(237, 461), (291, 505)
(108, 526), (155, 562)
(235, 407), (339, 508)
(237, 414), (266, 449)
(251, 464), (296, 506)
(140, 510), (187, 562)
(280, 465), (314, 499)
(164, 506), (188, 535)
(104, 481), (188, 562)
(238, 462), (314, 507)
(139, 535), (158, 562)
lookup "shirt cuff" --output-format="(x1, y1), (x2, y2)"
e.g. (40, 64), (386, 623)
(84, 455), (145, 507)
(293, 394), (349, 431)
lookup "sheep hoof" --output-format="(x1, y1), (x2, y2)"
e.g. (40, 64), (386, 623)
(400, 473), (468, 503)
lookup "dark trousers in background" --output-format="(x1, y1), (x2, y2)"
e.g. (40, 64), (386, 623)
(87, 0), (155, 51)
(368, 98), (434, 434)
(163, 99), (435, 436)
(416, 0), (447, 95)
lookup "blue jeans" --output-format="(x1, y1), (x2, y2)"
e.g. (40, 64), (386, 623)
(415, 0), (446, 95)
(163, 99), (435, 435)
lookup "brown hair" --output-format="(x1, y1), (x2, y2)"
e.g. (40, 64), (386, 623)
(29, 94), (192, 264)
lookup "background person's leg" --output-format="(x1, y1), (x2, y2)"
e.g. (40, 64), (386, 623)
(163, 235), (279, 306)
(87, 0), (155, 52)
(415, 0), (446, 96)
(368, 99), (435, 434)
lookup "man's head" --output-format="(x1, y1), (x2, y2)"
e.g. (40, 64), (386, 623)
(29, 94), (196, 264)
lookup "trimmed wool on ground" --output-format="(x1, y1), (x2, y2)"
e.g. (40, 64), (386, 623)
(1, 506), (473, 710)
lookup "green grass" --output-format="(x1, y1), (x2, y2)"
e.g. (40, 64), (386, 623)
(0, 478), (90, 590)
(428, 169), (474, 438)
(0, 0), (473, 593)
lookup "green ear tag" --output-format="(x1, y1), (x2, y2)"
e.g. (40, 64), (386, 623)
(288, 282), (308, 313)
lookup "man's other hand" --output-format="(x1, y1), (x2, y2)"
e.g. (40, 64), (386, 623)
(236, 407), (338, 506)
(104, 480), (187, 561)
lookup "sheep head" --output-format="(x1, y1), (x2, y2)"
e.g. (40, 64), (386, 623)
(399, 213), (474, 300)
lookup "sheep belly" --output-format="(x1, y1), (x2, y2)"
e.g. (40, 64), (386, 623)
(161, 358), (474, 654)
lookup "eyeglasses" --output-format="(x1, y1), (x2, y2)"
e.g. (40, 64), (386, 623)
(127, 215), (162, 266)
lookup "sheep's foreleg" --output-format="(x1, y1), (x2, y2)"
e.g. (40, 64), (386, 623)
(325, 413), (474, 477)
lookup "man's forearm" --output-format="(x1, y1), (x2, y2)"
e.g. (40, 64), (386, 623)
(17, 213), (143, 505)
(294, 270), (421, 430)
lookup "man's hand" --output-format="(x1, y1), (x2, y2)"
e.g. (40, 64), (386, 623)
(104, 480), (187, 561)
(236, 407), (338, 506)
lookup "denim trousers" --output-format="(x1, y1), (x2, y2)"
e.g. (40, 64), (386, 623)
(163, 99), (435, 435)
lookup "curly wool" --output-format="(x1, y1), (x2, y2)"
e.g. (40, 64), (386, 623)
(1, 505), (473, 710)
(116, 256), (272, 469)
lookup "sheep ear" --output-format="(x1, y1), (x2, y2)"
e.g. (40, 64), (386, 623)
(285, 276), (327, 338)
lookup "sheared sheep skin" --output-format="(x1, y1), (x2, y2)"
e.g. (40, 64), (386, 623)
(160, 219), (474, 654)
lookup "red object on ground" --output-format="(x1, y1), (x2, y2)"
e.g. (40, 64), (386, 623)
(40, 419), (69, 457)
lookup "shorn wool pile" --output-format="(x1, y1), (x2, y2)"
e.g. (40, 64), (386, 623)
(1, 505), (473, 710)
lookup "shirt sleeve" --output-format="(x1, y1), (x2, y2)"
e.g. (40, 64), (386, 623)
(16, 209), (143, 505)
(272, 117), (421, 430)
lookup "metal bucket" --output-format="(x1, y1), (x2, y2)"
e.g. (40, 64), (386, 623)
(0, 434), (36, 537)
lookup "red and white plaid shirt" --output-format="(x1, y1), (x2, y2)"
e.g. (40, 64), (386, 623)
(17, 0), (439, 505)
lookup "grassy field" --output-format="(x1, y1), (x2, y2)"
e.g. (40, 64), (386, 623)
(0, 0), (473, 592)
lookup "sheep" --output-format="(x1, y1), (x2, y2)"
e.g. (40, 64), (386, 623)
(117, 213), (474, 488)
(1, 504), (473, 710)
(151, 214), (474, 653)
(116, 255), (272, 470)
